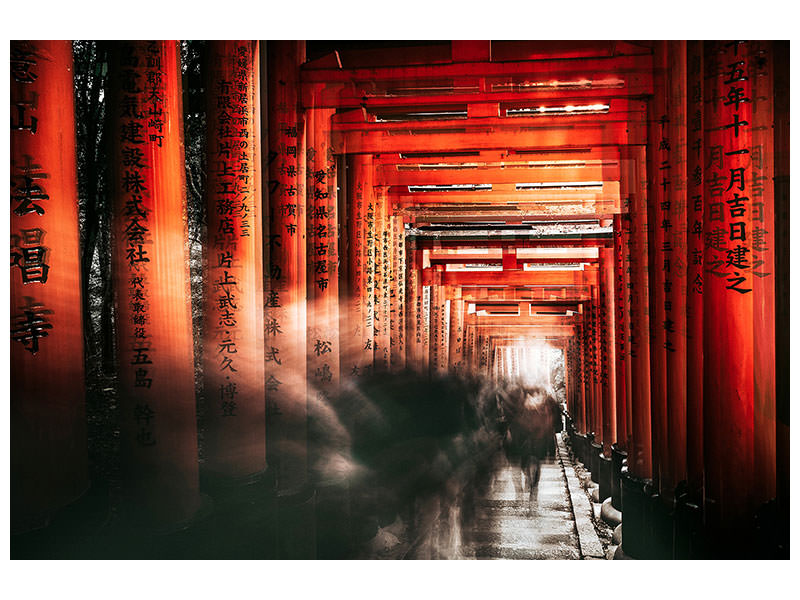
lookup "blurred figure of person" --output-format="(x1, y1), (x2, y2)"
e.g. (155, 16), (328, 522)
(500, 384), (560, 499)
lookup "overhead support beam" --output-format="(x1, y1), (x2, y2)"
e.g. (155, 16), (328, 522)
(459, 287), (593, 303)
(411, 238), (613, 250)
(331, 99), (647, 132)
(301, 52), (654, 88)
(388, 184), (621, 207)
(375, 164), (620, 187)
(333, 121), (644, 154)
(440, 268), (596, 287)
(373, 146), (621, 167)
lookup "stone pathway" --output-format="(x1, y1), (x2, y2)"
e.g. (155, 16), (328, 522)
(458, 450), (581, 559)
(406, 441), (585, 559)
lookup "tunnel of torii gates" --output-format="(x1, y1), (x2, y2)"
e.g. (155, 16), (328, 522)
(10, 40), (789, 558)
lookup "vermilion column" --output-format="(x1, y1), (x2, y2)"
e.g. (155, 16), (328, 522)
(466, 314), (477, 372)
(575, 323), (586, 433)
(750, 41), (776, 508)
(345, 154), (375, 379)
(390, 216), (407, 370)
(202, 40), (265, 481)
(481, 333), (491, 377)
(109, 41), (201, 528)
(590, 288), (602, 440)
(307, 106), (339, 406)
(703, 40), (755, 529)
(571, 336), (582, 425)
(600, 247), (617, 454)
(439, 284), (451, 373)
(624, 145), (653, 479)
(429, 269), (450, 374)
(581, 307), (594, 434)
(429, 281), (440, 374)
(666, 40), (688, 494)
(448, 287), (465, 373)
(647, 40), (669, 493)
(422, 283), (432, 373)
(685, 40), (705, 497)
(405, 241), (423, 371)
(266, 41), (307, 490)
(373, 187), (391, 371)
(773, 42), (789, 516)
(613, 214), (630, 450)
(10, 40), (87, 533)
(564, 339), (573, 414)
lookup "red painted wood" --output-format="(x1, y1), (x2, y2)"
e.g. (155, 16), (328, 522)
(647, 41), (669, 493)
(623, 145), (653, 479)
(10, 40), (87, 533)
(750, 41), (777, 507)
(202, 40), (266, 480)
(373, 186), (391, 370)
(685, 40), (705, 498)
(405, 244), (424, 371)
(390, 216), (407, 370)
(600, 247), (617, 454)
(266, 41), (308, 491)
(301, 53), (654, 86)
(703, 40), (756, 527)
(344, 154), (375, 378)
(665, 40), (688, 494)
(306, 105), (340, 421)
(447, 286), (466, 374)
(109, 41), (201, 528)
(613, 214), (630, 451)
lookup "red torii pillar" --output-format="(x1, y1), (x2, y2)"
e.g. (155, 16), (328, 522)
(773, 42), (789, 521)
(685, 40), (705, 500)
(429, 268), (450, 374)
(373, 186), (391, 371)
(344, 154), (375, 379)
(448, 286), (465, 373)
(576, 319), (588, 434)
(465, 314), (478, 373)
(702, 40), (756, 541)
(10, 40), (88, 533)
(750, 40), (777, 510)
(647, 40), (670, 498)
(390, 216), (407, 370)
(266, 41), (308, 491)
(613, 214), (631, 451)
(422, 282), (432, 374)
(405, 240), (424, 372)
(619, 143), (654, 559)
(666, 40), (689, 497)
(623, 145), (653, 480)
(202, 40), (266, 481)
(306, 105), (340, 418)
(600, 247), (617, 455)
(590, 287), (603, 441)
(108, 41), (202, 529)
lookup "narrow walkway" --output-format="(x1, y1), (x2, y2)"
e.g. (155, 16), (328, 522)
(459, 451), (581, 559)
(406, 440), (584, 559)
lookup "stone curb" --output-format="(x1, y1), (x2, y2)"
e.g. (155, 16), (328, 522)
(556, 434), (605, 559)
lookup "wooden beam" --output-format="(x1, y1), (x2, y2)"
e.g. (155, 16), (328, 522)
(334, 121), (643, 154)
(375, 164), (619, 187)
(301, 53), (654, 87)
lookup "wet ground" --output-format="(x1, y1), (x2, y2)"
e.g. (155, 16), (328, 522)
(405, 448), (582, 559)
